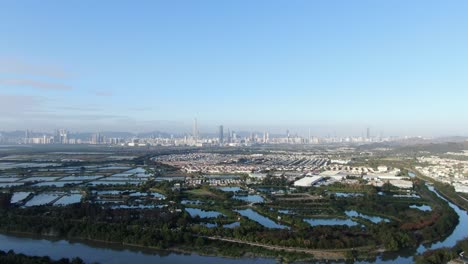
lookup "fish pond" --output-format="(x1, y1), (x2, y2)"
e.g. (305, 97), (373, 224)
(235, 209), (288, 229)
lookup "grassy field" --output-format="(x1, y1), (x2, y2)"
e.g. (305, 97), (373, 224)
(185, 188), (222, 198)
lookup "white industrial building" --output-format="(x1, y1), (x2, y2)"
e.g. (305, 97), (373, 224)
(377, 166), (388, 172)
(389, 179), (413, 189)
(454, 183), (468, 193)
(293, 176), (323, 187)
(248, 173), (267, 179)
(364, 175), (409, 181)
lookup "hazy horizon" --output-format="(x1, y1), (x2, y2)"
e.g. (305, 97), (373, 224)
(1, 122), (467, 139)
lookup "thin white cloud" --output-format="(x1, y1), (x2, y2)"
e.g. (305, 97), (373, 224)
(0, 94), (44, 116)
(57, 105), (102, 111)
(95, 90), (113, 96)
(39, 113), (124, 120)
(0, 58), (70, 78)
(129, 107), (152, 111)
(0, 78), (72, 91)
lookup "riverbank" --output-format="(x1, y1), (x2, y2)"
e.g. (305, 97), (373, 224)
(2, 225), (451, 263)
(0, 233), (276, 264)
(411, 169), (468, 211)
(0, 230), (303, 263)
(0, 249), (84, 264)
(0, 229), (353, 261)
(0, 231), (391, 263)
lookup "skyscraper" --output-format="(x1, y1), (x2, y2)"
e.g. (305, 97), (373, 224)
(218, 125), (224, 144)
(192, 118), (198, 140)
(92, 132), (100, 144)
(366, 127), (370, 139)
(58, 129), (68, 144)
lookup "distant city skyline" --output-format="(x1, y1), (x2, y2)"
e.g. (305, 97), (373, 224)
(4, 124), (417, 146)
(0, 122), (455, 139)
(1, 1), (467, 136)
(0, 116), (466, 138)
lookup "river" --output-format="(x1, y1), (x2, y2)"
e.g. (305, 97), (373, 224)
(0, 234), (274, 264)
(0, 185), (466, 264)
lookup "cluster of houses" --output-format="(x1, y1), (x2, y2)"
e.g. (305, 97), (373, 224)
(416, 156), (468, 193)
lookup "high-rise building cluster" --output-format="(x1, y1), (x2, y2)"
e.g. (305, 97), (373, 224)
(0, 120), (398, 147)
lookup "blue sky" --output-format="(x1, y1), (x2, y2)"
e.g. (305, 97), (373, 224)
(0, 0), (467, 136)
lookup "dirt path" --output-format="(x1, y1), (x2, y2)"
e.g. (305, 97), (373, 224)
(202, 236), (372, 259)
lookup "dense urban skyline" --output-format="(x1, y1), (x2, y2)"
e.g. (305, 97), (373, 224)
(1, 1), (468, 136)
(0, 123), (448, 139)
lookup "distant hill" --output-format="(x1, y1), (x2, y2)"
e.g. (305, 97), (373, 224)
(136, 131), (173, 138)
(0, 130), (27, 138)
(395, 142), (467, 155)
(432, 136), (468, 143)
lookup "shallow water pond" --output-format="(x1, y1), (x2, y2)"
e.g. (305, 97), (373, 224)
(185, 208), (224, 218)
(218, 186), (242, 192)
(54, 194), (83, 206)
(345, 210), (390, 223)
(10, 192), (31, 204)
(304, 218), (359, 227)
(235, 209), (287, 229)
(409, 204), (432, 211)
(233, 195), (264, 203)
